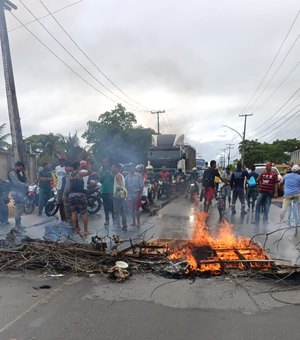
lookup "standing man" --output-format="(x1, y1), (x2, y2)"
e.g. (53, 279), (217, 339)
(202, 160), (222, 213)
(112, 164), (128, 230)
(246, 165), (259, 212)
(99, 158), (114, 226)
(279, 164), (300, 223)
(38, 162), (53, 216)
(125, 163), (144, 227)
(230, 162), (249, 215)
(8, 161), (28, 229)
(255, 162), (278, 225)
(65, 161), (90, 235)
(0, 178), (10, 225)
(55, 155), (67, 221)
(222, 167), (232, 209)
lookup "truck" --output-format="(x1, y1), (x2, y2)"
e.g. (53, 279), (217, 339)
(147, 134), (196, 172)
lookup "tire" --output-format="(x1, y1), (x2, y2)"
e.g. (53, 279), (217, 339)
(45, 199), (59, 217)
(24, 198), (34, 214)
(87, 196), (102, 215)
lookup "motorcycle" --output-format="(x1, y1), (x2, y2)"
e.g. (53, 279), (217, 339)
(141, 181), (151, 212)
(45, 186), (102, 217)
(85, 184), (102, 215)
(24, 184), (39, 214)
(186, 180), (199, 202)
(157, 179), (170, 199)
(45, 188), (58, 217)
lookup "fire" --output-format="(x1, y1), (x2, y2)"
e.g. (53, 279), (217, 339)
(168, 211), (272, 274)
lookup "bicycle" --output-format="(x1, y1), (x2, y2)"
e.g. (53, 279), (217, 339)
(287, 197), (300, 237)
(216, 185), (226, 221)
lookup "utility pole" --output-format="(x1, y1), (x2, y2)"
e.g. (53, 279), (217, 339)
(151, 110), (165, 135)
(239, 113), (253, 167)
(226, 143), (234, 166)
(0, 0), (25, 163)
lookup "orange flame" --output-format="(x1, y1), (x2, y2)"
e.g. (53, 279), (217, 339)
(168, 211), (271, 274)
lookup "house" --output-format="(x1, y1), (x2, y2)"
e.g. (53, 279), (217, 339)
(291, 149), (300, 165)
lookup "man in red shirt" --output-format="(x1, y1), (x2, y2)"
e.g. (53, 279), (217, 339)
(159, 166), (170, 182)
(255, 162), (278, 225)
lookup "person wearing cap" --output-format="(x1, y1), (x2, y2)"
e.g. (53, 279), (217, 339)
(55, 155), (67, 220)
(254, 162), (279, 225)
(279, 164), (300, 223)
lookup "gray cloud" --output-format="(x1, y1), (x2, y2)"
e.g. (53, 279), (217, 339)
(0, 0), (299, 160)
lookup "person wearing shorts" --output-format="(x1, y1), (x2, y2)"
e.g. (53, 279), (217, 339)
(65, 161), (90, 235)
(279, 164), (300, 223)
(202, 160), (222, 213)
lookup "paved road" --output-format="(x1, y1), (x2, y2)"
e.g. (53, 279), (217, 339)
(1, 196), (300, 339)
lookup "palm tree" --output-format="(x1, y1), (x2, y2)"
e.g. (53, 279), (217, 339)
(64, 132), (84, 161)
(0, 123), (10, 150)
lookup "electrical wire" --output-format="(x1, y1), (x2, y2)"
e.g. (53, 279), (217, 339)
(38, 0), (151, 112)
(263, 113), (300, 142)
(246, 33), (300, 111)
(18, 0), (148, 113)
(240, 7), (300, 114)
(258, 107), (300, 140)
(9, 0), (83, 32)
(250, 87), (300, 133)
(252, 58), (300, 114)
(9, 12), (136, 108)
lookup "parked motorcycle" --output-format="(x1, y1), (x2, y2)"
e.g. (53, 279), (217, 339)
(85, 184), (102, 215)
(45, 188), (58, 217)
(45, 186), (102, 217)
(24, 184), (39, 214)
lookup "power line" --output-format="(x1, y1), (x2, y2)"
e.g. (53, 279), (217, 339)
(264, 113), (300, 142)
(9, 0), (83, 32)
(18, 0), (148, 113)
(38, 0), (151, 112)
(258, 106), (300, 140)
(252, 57), (300, 115)
(250, 87), (300, 133)
(9, 11), (135, 108)
(246, 33), (300, 111)
(240, 8), (300, 114)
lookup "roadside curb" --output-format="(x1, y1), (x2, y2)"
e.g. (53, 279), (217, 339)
(149, 197), (173, 216)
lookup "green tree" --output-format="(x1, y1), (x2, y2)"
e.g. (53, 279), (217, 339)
(83, 104), (154, 164)
(63, 132), (85, 161)
(0, 123), (10, 150)
(240, 138), (300, 166)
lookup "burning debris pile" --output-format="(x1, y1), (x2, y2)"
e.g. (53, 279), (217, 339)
(167, 211), (273, 275)
(0, 212), (298, 280)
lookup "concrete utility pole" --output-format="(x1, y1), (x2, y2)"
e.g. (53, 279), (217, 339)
(0, 0), (25, 163)
(151, 110), (165, 135)
(226, 143), (234, 166)
(239, 113), (253, 167)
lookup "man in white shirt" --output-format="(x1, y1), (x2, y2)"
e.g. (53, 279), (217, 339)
(55, 155), (67, 220)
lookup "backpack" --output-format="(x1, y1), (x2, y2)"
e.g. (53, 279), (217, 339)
(202, 169), (214, 187)
(248, 176), (256, 188)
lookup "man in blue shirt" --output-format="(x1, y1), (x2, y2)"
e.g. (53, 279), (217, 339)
(230, 162), (249, 214)
(279, 164), (300, 223)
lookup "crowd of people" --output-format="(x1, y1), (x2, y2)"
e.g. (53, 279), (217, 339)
(0, 157), (180, 235)
(201, 160), (300, 226)
(1, 156), (300, 234)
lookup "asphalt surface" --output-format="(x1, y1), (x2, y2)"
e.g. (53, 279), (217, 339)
(0, 196), (300, 339)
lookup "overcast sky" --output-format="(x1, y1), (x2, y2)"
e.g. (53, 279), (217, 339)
(0, 0), (300, 162)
